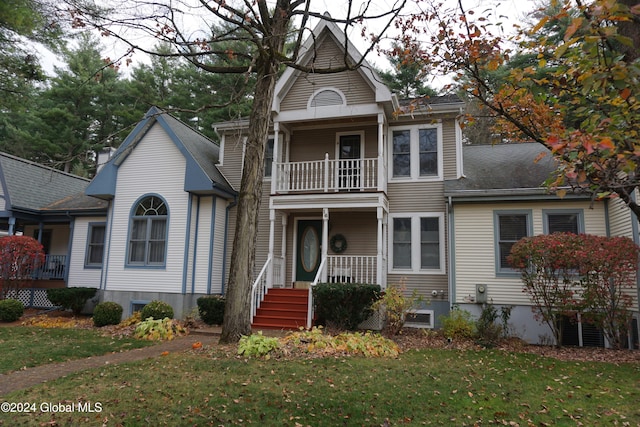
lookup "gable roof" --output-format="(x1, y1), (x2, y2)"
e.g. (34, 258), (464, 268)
(0, 152), (104, 214)
(86, 107), (236, 200)
(444, 143), (583, 201)
(273, 14), (392, 112)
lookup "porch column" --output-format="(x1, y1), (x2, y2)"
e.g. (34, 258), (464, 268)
(281, 214), (288, 287)
(8, 217), (15, 235)
(322, 208), (329, 282)
(377, 207), (384, 288)
(271, 122), (280, 195)
(36, 223), (44, 243)
(267, 209), (275, 288)
(377, 113), (385, 192)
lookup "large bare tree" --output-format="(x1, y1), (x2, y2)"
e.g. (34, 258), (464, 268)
(64, 0), (408, 342)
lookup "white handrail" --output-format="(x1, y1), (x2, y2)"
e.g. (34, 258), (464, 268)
(307, 257), (328, 329)
(250, 257), (272, 321)
(275, 157), (379, 193)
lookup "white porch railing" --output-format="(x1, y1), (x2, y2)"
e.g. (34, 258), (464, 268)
(275, 155), (379, 193)
(307, 257), (328, 329)
(250, 257), (272, 321)
(327, 255), (377, 284)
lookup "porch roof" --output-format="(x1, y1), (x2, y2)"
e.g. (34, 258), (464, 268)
(0, 152), (98, 213)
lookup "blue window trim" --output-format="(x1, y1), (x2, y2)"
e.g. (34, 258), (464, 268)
(542, 209), (585, 234)
(494, 210), (533, 277)
(125, 193), (170, 269)
(84, 222), (106, 269)
(130, 300), (150, 314)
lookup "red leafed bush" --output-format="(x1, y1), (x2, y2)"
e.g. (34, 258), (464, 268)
(0, 236), (45, 300)
(508, 233), (639, 349)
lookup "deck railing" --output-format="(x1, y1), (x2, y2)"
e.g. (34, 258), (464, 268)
(275, 155), (379, 193)
(34, 255), (66, 280)
(327, 255), (377, 284)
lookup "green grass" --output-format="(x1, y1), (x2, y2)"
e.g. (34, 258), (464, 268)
(0, 327), (155, 374)
(3, 347), (639, 426)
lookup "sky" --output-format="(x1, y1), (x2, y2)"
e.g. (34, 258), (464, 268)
(39, 0), (537, 87)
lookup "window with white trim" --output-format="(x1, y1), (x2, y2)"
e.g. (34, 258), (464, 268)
(391, 213), (444, 273)
(85, 223), (105, 267)
(127, 195), (168, 266)
(264, 138), (274, 177)
(495, 211), (532, 274)
(390, 124), (442, 180)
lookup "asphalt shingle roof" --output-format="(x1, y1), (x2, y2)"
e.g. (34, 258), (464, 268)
(444, 143), (559, 196)
(0, 153), (104, 212)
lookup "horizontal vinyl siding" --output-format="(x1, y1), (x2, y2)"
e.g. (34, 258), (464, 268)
(388, 182), (446, 212)
(211, 199), (228, 294)
(453, 200), (608, 306)
(442, 118), (458, 180)
(67, 217), (104, 288)
(192, 196), (213, 295)
(281, 38), (375, 111)
(105, 123), (189, 294)
(289, 125), (378, 162)
(608, 197), (634, 238)
(219, 132), (245, 189)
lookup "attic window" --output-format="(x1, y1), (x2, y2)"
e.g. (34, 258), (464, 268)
(309, 88), (345, 108)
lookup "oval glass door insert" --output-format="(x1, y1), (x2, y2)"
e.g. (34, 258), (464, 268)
(301, 226), (319, 272)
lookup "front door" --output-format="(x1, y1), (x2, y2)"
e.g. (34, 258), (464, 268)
(296, 220), (322, 282)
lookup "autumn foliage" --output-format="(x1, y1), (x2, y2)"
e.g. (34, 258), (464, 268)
(0, 236), (45, 300)
(508, 233), (639, 348)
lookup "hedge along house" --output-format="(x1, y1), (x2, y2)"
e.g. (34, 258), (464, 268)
(0, 153), (107, 305)
(445, 143), (639, 348)
(215, 17), (464, 330)
(82, 108), (237, 318)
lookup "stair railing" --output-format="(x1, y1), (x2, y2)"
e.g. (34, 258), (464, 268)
(251, 257), (272, 322)
(307, 257), (327, 329)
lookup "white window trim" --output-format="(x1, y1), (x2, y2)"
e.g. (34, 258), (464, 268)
(388, 123), (443, 182)
(389, 212), (445, 274)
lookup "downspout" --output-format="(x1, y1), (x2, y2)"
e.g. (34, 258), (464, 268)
(182, 193), (194, 295)
(221, 197), (238, 295)
(447, 196), (455, 310)
(102, 200), (114, 291)
(191, 195), (201, 294)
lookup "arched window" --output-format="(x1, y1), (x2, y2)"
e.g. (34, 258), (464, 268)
(308, 88), (345, 108)
(127, 195), (168, 266)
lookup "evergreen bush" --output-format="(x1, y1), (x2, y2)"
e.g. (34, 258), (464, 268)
(46, 287), (97, 314)
(140, 300), (174, 320)
(92, 301), (123, 327)
(197, 296), (225, 325)
(0, 299), (24, 322)
(313, 283), (380, 330)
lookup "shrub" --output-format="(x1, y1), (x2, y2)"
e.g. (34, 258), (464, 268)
(197, 296), (225, 325)
(140, 300), (174, 320)
(440, 307), (475, 339)
(46, 287), (97, 315)
(92, 302), (123, 327)
(238, 332), (281, 358)
(0, 236), (45, 300)
(475, 304), (504, 347)
(135, 317), (185, 340)
(0, 299), (24, 322)
(371, 282), (422, 336)
(313, 283), (381, 330)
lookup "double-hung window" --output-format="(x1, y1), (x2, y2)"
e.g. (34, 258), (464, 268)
(391, 125), (442, 180)
(264, 138), (274, 177)
(391, 213), (444, 273)
(495, 211), (532, 274)
(127, 195), (168, 267)
(85, 223), (106, 267)
(544, 210), (583, 234)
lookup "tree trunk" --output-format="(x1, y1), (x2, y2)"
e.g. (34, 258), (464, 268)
(219, 4), (290, 344)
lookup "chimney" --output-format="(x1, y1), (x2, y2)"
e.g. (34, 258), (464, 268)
(96, 147), (116, 173)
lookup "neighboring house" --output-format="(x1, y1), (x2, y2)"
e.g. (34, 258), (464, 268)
(445, 143), (639, 347)
(0, 152), (106, 306)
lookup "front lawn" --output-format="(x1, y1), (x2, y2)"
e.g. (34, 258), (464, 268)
(0, 327), (154, 374)
(4, 346), (640, 426)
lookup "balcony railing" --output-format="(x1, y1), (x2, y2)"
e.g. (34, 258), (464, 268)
(275, 155), (380, 193)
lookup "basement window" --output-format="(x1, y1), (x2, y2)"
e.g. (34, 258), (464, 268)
(404, 309), (434, 329)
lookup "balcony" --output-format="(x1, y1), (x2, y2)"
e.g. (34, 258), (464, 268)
(274, 155), (385, 194)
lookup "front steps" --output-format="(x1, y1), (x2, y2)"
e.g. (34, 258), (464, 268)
(251, 288), (309, 330)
